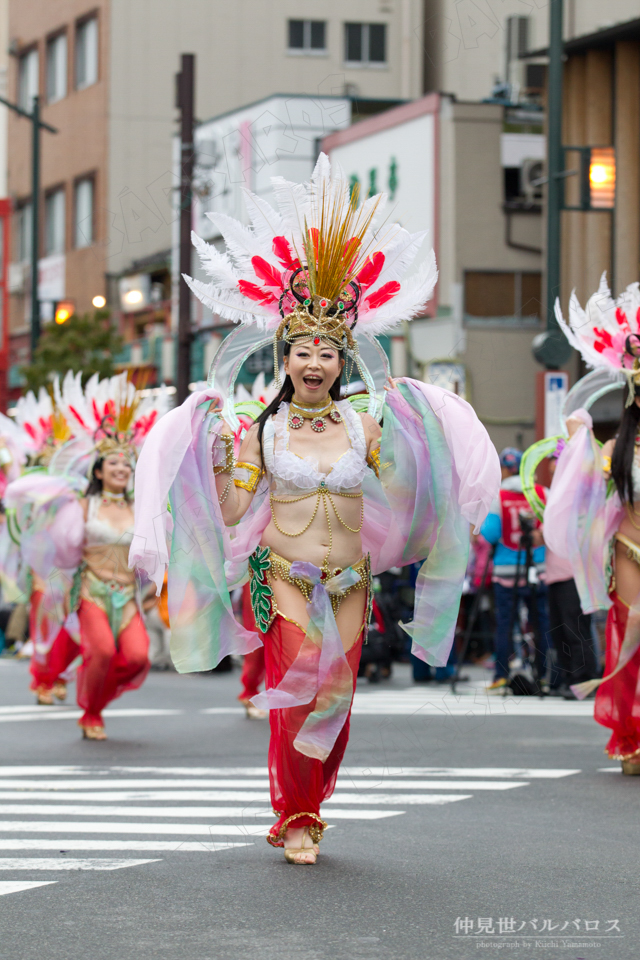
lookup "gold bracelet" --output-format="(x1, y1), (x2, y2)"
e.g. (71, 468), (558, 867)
(234, 461), (263, 493)
(367, 445), (381, 478)
(212, 433), (235, 475)
(602, 454), (612, 474)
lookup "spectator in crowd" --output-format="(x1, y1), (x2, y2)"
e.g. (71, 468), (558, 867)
(480, 448), (550, 691)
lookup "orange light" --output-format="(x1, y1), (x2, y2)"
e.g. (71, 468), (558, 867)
(589, 147), (615, 208)
(54, 300), (75, 324)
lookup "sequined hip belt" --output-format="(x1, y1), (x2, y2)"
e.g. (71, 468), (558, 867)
(248, 546), (370, 634)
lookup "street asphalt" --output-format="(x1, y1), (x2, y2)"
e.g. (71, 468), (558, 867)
(0, 656), (636, 960)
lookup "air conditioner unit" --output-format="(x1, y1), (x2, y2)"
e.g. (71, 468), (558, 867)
(521, 157), (544, 203)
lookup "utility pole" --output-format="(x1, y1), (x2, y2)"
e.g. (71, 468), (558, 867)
(533, 0), (571, 369)
(0, 93), (57, 359)
(176, 54), (195, 405)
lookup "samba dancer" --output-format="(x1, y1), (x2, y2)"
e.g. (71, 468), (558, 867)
(545, 275), (640, 773)
(132, 156), (500, 863)
(6, 372), (168, 739)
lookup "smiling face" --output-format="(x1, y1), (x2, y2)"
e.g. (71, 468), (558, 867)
(283, 340), (344, 404)
(94, 454), (132, 494)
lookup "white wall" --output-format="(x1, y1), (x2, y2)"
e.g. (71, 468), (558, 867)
(107, 0), (425, 277)
(328, 112), (436, 255)
(194, 95), (352, 240)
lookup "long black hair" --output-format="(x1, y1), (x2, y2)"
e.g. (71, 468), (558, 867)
(255, 341), (344, 451)
(611, 386), (640, 505)
(85, 456), (132, 501)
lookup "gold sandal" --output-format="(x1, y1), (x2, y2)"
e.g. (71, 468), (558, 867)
(80, 724), (108, 741)
(35, 686), (54, 706)
(52, 680), (67, 702)
(621, 759), (640, 775)
(284, 827), (318, 865)
(240, 699), (268, 720)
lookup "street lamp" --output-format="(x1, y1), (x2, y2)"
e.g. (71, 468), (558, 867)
(92, 294), (107, 309)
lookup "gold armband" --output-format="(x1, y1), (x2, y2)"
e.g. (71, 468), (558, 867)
(234, 461), (263, 493)
(602, 454), (612, 475)
(212, 433), (235, 475)
(367, 446), (381, 479)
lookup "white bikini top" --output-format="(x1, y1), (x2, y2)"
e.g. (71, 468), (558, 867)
(262, 399), (368, 495)
(84, 494), (135, 548)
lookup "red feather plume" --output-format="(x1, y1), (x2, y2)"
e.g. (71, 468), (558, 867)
(251, 256), (283, 289)
(365, 281), (401, 310)
(356, 251), (385, 289)
(272, 236), (300, 271)
(238, 280), (277, 305)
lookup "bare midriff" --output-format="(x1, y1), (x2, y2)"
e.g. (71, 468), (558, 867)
(81, 501), (136, 626)
(260, 427), (366, 649)
(615, 505), (640, 607)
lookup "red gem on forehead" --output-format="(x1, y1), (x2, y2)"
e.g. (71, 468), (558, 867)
(320, 299), (327, 307)
(314, 336), (320, 345)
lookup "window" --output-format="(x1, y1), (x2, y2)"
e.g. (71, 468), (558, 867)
(18, 203), (32, 263)
(18, 49), (39, 111)
(46, 33), (67, 103)
(464, 271), (541, 321)
(75, 178), (94, 247)
(76, 16), (98, 89)
(345, 23), (386, 65)
(45, 188), (65, 256)
(288, 20), (326, 54)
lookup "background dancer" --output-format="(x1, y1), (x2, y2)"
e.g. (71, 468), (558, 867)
(546, 276), (640, 773)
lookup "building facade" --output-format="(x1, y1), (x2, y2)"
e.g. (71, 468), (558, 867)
(5, 0), (427, 396)
(323, 93), (566, 452)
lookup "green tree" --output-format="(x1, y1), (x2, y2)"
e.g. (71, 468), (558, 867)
(21, 311), (124, 393)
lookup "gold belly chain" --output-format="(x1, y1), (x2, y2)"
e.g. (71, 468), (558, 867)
(269, 482), (364, 572)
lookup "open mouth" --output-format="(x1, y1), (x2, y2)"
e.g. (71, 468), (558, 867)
(303, 376), (323, 388)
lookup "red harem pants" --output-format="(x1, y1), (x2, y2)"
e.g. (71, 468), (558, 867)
(239, 582), (265, 701)
(29, 590), (80, 691)
(595, 591), (640, 760)
(76, 599), (150, 728)
(263, 615), (363, 846)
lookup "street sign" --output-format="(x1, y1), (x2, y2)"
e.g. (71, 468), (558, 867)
(544, 370), (568, 437)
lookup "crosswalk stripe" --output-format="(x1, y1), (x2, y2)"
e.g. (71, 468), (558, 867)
(0, 709), (182, 724)
(0, 822), (268, 836)
(0, 881), (57, 896)
(0, 805), (405, 820)
(0, 789), (480, 802)
(0, 778), (527, 791)
(108, 765), (577, 779)
(340, 767), (580, 779)
(0, 858), (161, 871)
(0, 841), (250, 852)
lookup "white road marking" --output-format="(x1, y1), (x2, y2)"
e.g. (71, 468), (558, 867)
(0, 789), (480, 802)
(0, 767), (87, 777)
(0, 822), (268, 836)
(0, 858), (161, 870)
(598, 767), (622, 773)
(107, 765), (579, 780)
(340, 767), (581, 779)
(0, 709), (182, 724)
(0, 880), (57, 896)
(0, 804), (406, 819)
(199, 699), (596, 717)
(0, 840), (250, 852)
(0, 778), (527, 791)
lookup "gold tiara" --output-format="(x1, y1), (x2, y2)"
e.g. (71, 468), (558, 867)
(95, 437), (135, 461)
(275, 295), (356, 351)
